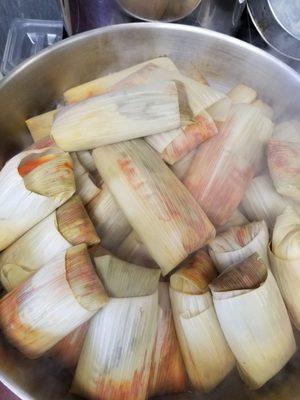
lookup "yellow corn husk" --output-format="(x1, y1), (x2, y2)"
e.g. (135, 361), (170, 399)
(241, 174), (290, 229)
(94, 253), (161, 297)
(160, 110), (218, 165)
(77, 150), (96, 172)
(169, 251), (235, 392)
(70, 153), (86, 178)
(72, 292), (158, 400)
(26, 110), (56, 142)
(0, 195), (100, 291)
(170, 250), (217, 295)
(76, 172), (101, 205)
(216, 209), (249, 234)
(86, 184), (132, 252)
(184, 104), (273, 225)
(93, 139), (215, 276)
(207, 96), (232, 122)
(148, 282), (188, 397)
(28, 136), (56, 150)
(210, 253), (296, 389)
(171, 148), (198, 181)
(269, 206), (300, 329)
(208, 220), (269, 273)
(268, 120), (300, 202)
(252, 99), (274, 119)
(0, 148), (75, 251)
(119, 0), (169, 19)
(228, 84), (257, 104)
(49, 322), (89, 369)
(64, 57), (180, 103)
(116, 231), (157, 268)
(0, 244), (107, 359)
(52, 81), (180, 151)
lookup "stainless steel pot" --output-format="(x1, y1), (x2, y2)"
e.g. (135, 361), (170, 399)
(0, 23), (300, 400)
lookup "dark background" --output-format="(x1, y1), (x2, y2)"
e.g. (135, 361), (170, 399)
(0, 0), (61, 59)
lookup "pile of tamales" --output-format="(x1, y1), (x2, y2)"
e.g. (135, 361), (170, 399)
(0, 56), (299, 400)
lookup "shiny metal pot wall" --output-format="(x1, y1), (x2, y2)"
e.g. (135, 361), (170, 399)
(0, 23), (300, 400)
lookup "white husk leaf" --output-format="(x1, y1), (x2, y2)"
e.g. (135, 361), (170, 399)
(0, 148), (75, 251)
(268, 122), (300, 202)
(94, 254), (160, 297)
(145, 129), (182, 153)
(169, 287), (235, 392)
(184, 104), (273, 226)
(208, 220), (269, 273)
(252, 99), (274, 119)
(179, 76), (226, 116)
(76, 150), (96, 172)
(0, 195), (100, 291)
(0, 245), (108, 359)
(72, 293), (158, 400)
(52, 81), (180, 151)
(207, 97), (232, 122)
(270, 207), (300, 329)
(93, 139), (215, 276)
(210, 269), (296, 389)
(0, 212), (70, 291)
(76, 172), (101, 205)
(148, 282), (187, 397)
(241, 174), (290, 229)
(63, 57), (180, 103)
(86, 185), (131, 252)
(171, 148), (198, 181)
(71, 153), (86, 178)
(216, 209), (249, 234)
(227, 84), (257, 104)
(115, 231), (157, 268)
(26, 110), (56, 141)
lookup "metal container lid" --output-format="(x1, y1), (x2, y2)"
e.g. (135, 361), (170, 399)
(248, 0), (300, 60)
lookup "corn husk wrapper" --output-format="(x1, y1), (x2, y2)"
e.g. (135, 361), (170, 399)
(241, 174), (290, 229)
(210, 253), (296, 389)
(70, 153), (86, 178)
(0, 148), (75, 251)
(0, 244), (108, 359)
(268, 121), (300, 202)
(76, 172), (101, 205)
(94, 253), (161, 297)
(216, 209), (249, 234)
(93, 139), (215, 276)
(77, 150), (96, 173)
(86, 185), (131, 252)
(170, 251), (235, 392)
(184, 104), (273, 225)
(208, 220), (269, 273)
(26, 110), (56, 142)
(148, 282), (188, 397)
(228, 84), (257, 104)
(207, 96), (232, 122)
(0, 195), (100, 291)
(116, 231), (156, 268)
(269, 206), (300, 329)
(159, 111), (218, 165)
(252, 99), (274, 119)
(52, 81), (180, 151)
(72, 292), (158, 400)
(64, 57), (180, 103)
(28, 136), (56, 150)
(49, 322), (89, 370)
(171, 148), (198, 181)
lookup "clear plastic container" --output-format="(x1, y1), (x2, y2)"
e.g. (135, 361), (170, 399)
(1, 18), (63, 75)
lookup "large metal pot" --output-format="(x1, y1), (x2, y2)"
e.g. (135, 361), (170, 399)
(0, 23), (299, 400)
